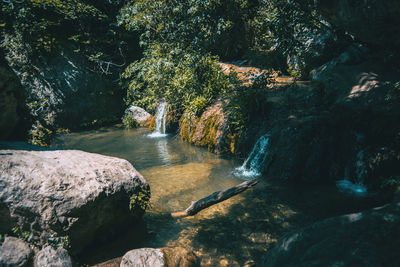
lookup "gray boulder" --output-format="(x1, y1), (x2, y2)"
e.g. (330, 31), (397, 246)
(34, 246), (72, 267)
(0, 148), (149, 255)
(0, 237), (32, 267)
(124, 106), (152, 127)
(120, 248), (165, 267)
(261, 200), (400, 266)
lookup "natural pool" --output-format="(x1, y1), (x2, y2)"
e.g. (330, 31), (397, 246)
(52, 126), (380, 266)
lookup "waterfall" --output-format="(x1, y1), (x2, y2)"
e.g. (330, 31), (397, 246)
(234, 134), (270, 178)
(336, 150), (367, 196)
(148, 101), (168, 138)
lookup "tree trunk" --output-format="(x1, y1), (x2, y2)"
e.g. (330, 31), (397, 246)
(171, 178), (259, 218)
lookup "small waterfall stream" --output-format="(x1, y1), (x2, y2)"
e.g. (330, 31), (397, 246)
(148, 101), (167, 138)
(234, 134), (271, 178)
(336, 150), (367, 196)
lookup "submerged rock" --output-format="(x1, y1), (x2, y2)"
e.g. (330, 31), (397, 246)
(120, 248), (165, 267)
(123, 106), (152, 127)
(0, 147), (149, 256)
(34, 246), (72, 267)
(261, 200), (400, 266)
(160, 247), (198, 267)
(0, 237), (32, 267)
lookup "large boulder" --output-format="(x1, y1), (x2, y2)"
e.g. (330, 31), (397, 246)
(34, 246), (72, 267)
(261, 200), (400, 266)
(0, 146), (150, 256)
(0, 237), (32, 267)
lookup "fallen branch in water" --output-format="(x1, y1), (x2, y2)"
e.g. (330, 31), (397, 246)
(171, 178), (259, 218)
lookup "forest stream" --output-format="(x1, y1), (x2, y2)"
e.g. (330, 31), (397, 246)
(51, 126), (383, 266)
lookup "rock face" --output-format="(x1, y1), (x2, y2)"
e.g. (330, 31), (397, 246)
(318, 0), (400, 47)
(261, 200), (400, 266)
(120, 248), (165, 267)
(0, 237), (32, 267)
(0, 54), (26, 140)
(261, 54), (400, 187)
(0, 147), (149, 255)
(180, 101), (233, 153)
(286, 23), (349, 78)
(123, 106), (152, 127)
(34, 246), (72, 267)
(5, 47), (124, 131)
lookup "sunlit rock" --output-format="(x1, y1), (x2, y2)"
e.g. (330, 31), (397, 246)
(0, 146), (149, 256)
(124, 106), (152, 127)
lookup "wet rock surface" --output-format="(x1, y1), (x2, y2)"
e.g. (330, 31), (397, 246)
(0, 237), (32, 267)
(0, 146), (149, 256)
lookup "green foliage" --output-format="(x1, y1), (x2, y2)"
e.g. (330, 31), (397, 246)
(129, 188), (151, 211)
(1, 0), (133, 76)
(12, 226), (70, 249)
(122, 111), (138, 129)
(119, 0), (257, 59)
(122, 43), (232, 120)
(46, 234), (70, 249)
(12, 226), (34, 243)
(224, 72), (271, 136)
(30, 123), (54, 147)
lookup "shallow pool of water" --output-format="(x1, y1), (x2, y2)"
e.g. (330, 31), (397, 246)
(52, 126), (381, 266)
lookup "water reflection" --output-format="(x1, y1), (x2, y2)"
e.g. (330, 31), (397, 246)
(156, 138), (169, 165)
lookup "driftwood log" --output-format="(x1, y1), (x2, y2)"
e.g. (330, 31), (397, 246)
(171, 178), (259, 218)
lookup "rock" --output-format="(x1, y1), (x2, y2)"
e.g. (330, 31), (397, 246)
(120, 248), (165, 267)
(0, 147), (150, 256)
(261, 200), (400, 266)
(124, 106), (152, 127)
(0, 53), (26, 140)
(318, 0), (400, 47)
(286, 23), (349, 78)
(180, 101), (232, 154)
(0, 237), (32, 267)
(160, 247), (198, 267)
(34, 246), (72, 267)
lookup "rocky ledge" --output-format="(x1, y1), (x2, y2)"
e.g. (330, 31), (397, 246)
(0, 145), (149, 256)
(262, 197), (400, 266)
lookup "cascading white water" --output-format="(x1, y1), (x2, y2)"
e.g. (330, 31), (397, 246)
(234, 134), (270, 178)
(336, 150), (367, 196)
(148, 101), (168, 138)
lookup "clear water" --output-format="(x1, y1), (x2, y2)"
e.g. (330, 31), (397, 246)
(51, 126), (381, 266)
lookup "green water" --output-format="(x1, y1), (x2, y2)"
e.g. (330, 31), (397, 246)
(52, 126), (379, 266)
